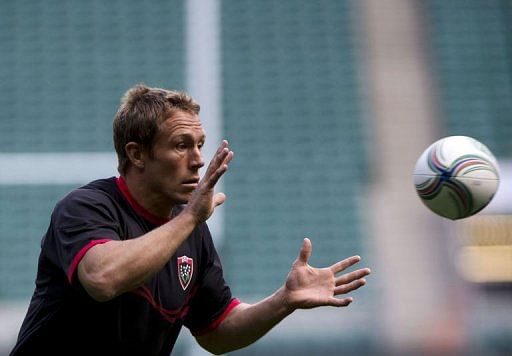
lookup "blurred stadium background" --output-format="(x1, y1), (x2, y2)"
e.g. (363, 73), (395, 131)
(0, 0), (511, 355)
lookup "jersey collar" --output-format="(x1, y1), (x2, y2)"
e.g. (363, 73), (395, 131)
(116, 176), (170, 226)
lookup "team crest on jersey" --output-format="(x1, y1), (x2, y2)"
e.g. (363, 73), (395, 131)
(177, 256), (193, 290)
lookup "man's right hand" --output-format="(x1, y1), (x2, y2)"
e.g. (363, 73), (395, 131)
(184, 140), (234, 224)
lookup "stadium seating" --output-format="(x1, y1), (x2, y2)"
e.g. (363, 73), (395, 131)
(426, 0), (512, 156)
(0, 0), (186, 299)
(221, 0), (367, 299)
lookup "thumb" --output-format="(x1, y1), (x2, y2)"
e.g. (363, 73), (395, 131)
(212, 192), (226, 208)
(297, 238), (312, 265)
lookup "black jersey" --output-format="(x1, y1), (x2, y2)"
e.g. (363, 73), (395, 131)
(11, 177), (239, 356)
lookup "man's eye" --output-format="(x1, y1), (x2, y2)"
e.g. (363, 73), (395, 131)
(198, 142), (204, 150)
(176, 143), (187, 150)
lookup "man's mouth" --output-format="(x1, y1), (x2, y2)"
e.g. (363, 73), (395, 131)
(182, 178), (199, 187)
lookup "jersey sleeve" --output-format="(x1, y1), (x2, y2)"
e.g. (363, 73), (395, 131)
(47, 188), (121, 285)
(184, 224), (240, 336)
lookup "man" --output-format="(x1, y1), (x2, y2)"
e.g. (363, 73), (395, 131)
(11, 84), (371, 355)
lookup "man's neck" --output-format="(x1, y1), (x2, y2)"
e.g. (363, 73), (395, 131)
(122, 173), (174, 220)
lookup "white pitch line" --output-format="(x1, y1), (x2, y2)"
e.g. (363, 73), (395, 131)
(0, 152), (118, 185)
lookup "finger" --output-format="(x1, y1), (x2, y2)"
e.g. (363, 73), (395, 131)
(221, 148), (234, 166)
(217, 139), (228, 153)
(212, 192), (226, 208)
(329, 255), (361, 274)
(202, 140), (230, 180)
(212, 140), (228, 157)
(326, 297), (353, 307)
(334, 278), (367, 295)
(297, 238), (312, 265)
(204, 147), (230, 180)
(205, 151), (233, 188)
(335, 268), (371, 286)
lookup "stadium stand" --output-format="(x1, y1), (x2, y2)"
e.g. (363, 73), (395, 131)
(0, 0), (186, 297)
(425, 1), (512, 353)
(425, 0), (512, 156)
(221, 0), (367, 299)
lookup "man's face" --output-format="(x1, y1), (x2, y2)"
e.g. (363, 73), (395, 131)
(143, 111), (206, 206)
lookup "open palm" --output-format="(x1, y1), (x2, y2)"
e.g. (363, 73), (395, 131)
(284, 238), (371, 309)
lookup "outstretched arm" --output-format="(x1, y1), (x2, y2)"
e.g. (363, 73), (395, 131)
(196, 238), (371, 354)
(77, 141), (233, 302)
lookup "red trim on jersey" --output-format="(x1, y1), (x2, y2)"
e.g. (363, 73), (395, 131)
(67, 239), (112, 283)
(115, 176), (170, 226)
(130, 285), (199, 323)
(192, 298), (242, 336)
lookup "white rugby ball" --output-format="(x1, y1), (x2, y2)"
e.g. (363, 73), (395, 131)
(413, 136), (500, 220)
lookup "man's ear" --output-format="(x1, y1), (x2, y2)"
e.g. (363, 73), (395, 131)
(125, 142), (146, 169)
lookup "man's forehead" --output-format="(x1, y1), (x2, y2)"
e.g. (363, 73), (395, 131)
(160, 112), (205, 136)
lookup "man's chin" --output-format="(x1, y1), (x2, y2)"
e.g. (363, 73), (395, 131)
(174, 193), (191, 205)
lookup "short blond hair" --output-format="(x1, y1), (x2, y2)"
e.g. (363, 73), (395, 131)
(113, 84), (200, 174)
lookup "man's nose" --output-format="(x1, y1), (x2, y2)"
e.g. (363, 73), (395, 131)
(190, 147), (205, 169)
